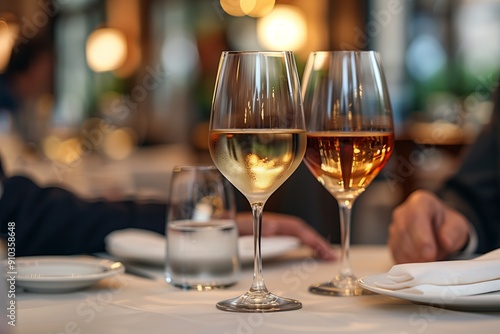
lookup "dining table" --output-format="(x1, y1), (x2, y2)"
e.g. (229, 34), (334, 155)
(12, 245), (500, 334)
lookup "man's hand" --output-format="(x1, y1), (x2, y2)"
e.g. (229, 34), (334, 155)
(388, 190), (470, 263)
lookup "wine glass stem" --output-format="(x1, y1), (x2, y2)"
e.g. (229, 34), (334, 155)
(337, 199), (354, 278)
(250, 202), (267, 292)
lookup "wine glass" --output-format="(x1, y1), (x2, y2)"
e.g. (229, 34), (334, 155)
(301, 51), (394, 296)
(208, 51), (306, 312)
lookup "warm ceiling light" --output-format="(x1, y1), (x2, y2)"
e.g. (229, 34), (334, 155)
(220, 0), (245, 17)
(86, 28), (127, 72)
(257, 5), (307, 51)
(241, 0), (275, 17)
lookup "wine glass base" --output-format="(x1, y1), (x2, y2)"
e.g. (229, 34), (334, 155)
(309, 281), (370, 297)
(216, 291), (302, 312)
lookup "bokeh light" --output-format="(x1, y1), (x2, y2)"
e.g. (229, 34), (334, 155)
(220, 0), (246, 17)
(241, 0), (275, 17)
(257, 5), (307, 51)
(42, 136), (83, 166)
(86, 28), (127, 72)
(0, 14), (18, 73)
(220, 0), (275, 18)
(102, 127), (136, 160)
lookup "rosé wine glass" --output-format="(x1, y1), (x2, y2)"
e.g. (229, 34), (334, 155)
(302, 51), (394, 296)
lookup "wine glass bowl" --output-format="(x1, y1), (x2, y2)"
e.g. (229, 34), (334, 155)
(302, 51), (394, 296)
(209, 51), (306, 312)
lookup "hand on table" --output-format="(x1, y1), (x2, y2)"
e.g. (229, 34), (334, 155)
(235, 212), (336, 261)
(388, 190), (470, 264)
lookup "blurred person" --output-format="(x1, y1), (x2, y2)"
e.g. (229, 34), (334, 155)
(0, 155), (335, 259)
(0, 34), (54, 144)
(388, 83), (500, 263)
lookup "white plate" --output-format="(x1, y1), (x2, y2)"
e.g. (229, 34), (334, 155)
(359, 273), (500, 312)
(7, 256), (125, 293)
(105, 228), (301, 266)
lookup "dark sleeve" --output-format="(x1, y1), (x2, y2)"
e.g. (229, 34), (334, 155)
(0, 175), (167, 257)
(437, 91), (500, 253)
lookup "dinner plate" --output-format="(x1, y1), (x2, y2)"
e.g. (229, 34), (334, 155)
(359, 273), (500, 312)
(105, 228), (301, 266)
(7, 256), (125, 293)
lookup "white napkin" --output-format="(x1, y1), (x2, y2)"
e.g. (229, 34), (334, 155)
(375, 249), (500, 297)
(105, 228), (301, 266)
(105, 228), (166, 265)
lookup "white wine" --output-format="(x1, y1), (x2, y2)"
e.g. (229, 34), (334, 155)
(209, 129), (306, 203)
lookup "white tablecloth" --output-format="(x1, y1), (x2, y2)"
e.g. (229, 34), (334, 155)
(14, 246), (500, 334)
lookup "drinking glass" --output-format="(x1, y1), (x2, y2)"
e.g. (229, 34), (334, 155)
(164, 165), (240, 290)
(208, 51), (306, 312)
(301, 51), (394, 296)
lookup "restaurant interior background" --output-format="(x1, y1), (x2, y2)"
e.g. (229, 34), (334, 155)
(0, 0), (499, 244)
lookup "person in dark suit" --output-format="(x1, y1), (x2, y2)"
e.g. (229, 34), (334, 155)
(0, 157), (335, 259)
(388, 85), (500, 263)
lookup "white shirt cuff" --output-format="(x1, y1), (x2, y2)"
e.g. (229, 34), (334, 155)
(460, 223), (478, 257)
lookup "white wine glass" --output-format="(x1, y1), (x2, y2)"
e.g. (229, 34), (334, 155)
(302, 51), (394, 296)
(209, 51), (306, 312)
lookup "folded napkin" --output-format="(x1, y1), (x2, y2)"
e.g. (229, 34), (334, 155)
(374, 249), (500, 297)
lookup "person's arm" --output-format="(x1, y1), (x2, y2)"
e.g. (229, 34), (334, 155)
(389, 88), (500, 263)
(0, 175), (166, 257)
(388, 121), (498, 263)
(0, 172), (335, 260)
(437, 104), (500, 254)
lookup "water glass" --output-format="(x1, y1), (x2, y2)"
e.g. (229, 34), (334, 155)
(164, 165), (240, 290)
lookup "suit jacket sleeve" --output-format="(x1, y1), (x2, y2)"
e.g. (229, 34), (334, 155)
(438, 89), (500, 253)
(0, 163), (167, 256)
